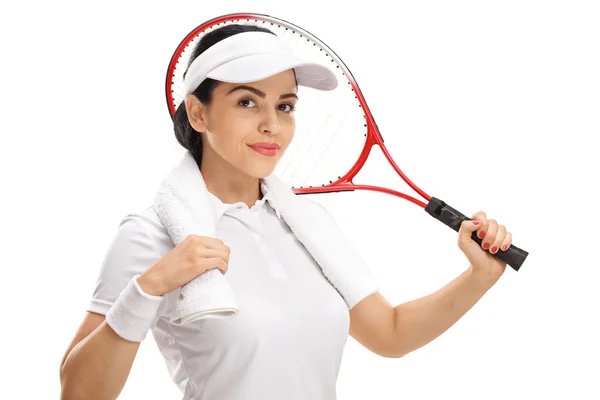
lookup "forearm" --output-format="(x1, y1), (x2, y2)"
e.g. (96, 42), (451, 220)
(390, 266), (500, 358)
(60, 321), (141, 400)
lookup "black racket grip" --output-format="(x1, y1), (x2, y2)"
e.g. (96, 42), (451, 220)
(425, 197), (528, 271)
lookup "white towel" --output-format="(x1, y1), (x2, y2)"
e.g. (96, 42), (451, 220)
(154, 151), (381, 325)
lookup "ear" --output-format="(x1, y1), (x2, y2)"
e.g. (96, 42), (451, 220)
(185, 95), (208, 133)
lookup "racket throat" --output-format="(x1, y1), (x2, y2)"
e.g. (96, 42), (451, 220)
(424, 197), (466, 232)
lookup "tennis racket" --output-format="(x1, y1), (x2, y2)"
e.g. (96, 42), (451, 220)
(165, 12), (528, 271)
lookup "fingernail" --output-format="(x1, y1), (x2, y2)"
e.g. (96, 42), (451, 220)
(483, 242), (490, 250)
(478, 231), (485, 239)
(472, 220), (480, 225)
(491, 246), (498, 254)
(502, 245), (508, 251)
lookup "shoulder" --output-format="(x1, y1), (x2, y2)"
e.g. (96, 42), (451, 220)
(120, 205), (175, 257)
(87, 205), (171, 315)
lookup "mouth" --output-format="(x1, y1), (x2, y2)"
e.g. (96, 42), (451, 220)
(248, 143), (280, 157)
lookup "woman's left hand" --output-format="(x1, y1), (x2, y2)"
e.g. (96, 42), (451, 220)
(457, 211), (513, 280)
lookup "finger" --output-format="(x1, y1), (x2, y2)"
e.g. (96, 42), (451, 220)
(196, 247), (231, 262)
(458, 218), (483, 246)
(500, 231), (513, 252)
(482, 219), (498, 251)
(471, 211), (488, 240)
(200, 257), (228, 274)
(489, 224), (506, 255)
(194, 235), (226, 249)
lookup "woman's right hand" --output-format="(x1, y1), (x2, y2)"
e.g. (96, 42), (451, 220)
(136, 234), (230, 296)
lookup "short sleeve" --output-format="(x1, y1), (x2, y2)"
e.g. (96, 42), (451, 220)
(87, 213), (163, 316)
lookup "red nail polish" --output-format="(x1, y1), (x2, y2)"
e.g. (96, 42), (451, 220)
(502, 245), (508, 251)
(478, 231), (485, 239)
(483, 242), (490, 250)
(472, 220), (480, 225)
(491, 246), (497, 253)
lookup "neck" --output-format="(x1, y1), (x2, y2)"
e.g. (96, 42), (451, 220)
(199, 147), (262, 208)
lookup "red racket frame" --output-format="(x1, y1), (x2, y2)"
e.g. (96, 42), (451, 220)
(164, 12), (430, 209)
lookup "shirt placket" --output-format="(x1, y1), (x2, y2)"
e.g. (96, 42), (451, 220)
(231, 204), (287, 279)
(235, 207), (288, 280)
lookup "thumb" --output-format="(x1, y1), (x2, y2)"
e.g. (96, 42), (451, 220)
(458, 218), (481, 243)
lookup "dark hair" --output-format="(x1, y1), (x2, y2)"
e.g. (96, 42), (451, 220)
(173, 24), (277, 167)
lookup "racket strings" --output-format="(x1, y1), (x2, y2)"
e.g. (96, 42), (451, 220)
(280, 78), (362, 185)
(244, 20), (368, 188)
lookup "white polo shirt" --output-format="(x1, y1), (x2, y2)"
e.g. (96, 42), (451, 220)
(87, 182), (370, 399)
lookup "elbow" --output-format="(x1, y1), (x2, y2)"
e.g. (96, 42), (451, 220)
(382, 311), (405, 359)
(60, 383), (96, 400)
(59, 358), (69, 393)
(60, 391), (88, 400)
(60, 390), (95, 400)
(376, 332), (409, 359)
(59, 361), (88, 400)
(60, 360), (116, 400)
(60, 389), (75, 400)
(382, 312), (410, 359)
(59, 365), (77, 400)
(380, 347), (408, 359)
(60, 354), (77, 397)
(60, 347), (75, 392)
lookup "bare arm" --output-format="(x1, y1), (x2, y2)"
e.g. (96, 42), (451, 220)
(349, 266), (500, 358)
(350, 216), (509, 358)
(389, 266), (500, 358)
(59, 312), (142, 400)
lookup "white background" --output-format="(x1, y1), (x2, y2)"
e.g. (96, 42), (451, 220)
(1, 0), (599, 399)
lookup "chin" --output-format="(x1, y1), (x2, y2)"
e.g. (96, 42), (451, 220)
(249, 167), (277, 179)
(244, 161), (278, 179)
(240, 150), (284, 178)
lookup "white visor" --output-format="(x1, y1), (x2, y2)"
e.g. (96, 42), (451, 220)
(182, 31), (338, 95)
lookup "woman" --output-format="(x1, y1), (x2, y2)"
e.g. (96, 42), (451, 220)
(60, 23), (513, 399)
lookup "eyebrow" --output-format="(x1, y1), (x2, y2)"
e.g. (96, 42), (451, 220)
(226, 85), (298, 100)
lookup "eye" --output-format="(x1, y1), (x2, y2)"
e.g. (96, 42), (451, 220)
(238, 99), (256, 108)
(278, 103), (297, 113)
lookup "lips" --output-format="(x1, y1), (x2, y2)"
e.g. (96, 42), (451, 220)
(248, 142), (280, 157)
(248, 142), (280, 150)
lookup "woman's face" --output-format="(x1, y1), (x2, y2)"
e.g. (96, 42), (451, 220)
(186, 69), (298, 179)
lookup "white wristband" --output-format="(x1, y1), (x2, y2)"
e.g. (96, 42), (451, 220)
(105, 274), (164, 342)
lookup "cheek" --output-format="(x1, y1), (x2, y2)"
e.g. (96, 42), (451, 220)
(280, 118), (296, 149)
(207, 125), (257, 169)
(209, 131), (246, 159)
(206, 109), (246, 150)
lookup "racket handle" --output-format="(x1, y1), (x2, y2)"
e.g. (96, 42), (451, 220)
(424, 197), (528, 271)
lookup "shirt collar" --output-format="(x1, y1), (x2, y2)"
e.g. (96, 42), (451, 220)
(261, 180), (282, 219)
(206, 179), (282, 223)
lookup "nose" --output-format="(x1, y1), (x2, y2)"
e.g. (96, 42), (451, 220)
(258, 108), (280, 135)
